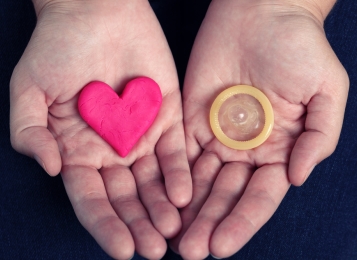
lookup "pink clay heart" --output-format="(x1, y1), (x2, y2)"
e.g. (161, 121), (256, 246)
(78, 77), (162, 157)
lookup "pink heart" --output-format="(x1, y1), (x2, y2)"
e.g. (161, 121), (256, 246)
(78, 77), (162, 157)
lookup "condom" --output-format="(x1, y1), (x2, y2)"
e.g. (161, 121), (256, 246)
(210, 85), (274, 150)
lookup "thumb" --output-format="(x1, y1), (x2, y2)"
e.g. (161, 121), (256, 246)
(289, 76), (349, 186)
(10, 80), (61, 176)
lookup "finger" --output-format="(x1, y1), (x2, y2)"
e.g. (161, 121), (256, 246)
(10, 83), (61, 175)
(210, 163), (290, 258)
(61, 165), (134, 260)
(156, 120), (192, 208)
(101, 165), (167, 259)
(289, 84), (348, 185)
(183, 99), (206, 167)
(169, 151), (222, 252)
(186, 131), (202, 168)
(179, 162), (253, 260)
(132, 154), (181, 238)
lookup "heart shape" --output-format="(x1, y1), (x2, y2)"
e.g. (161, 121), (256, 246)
(78, 77), (162, 157)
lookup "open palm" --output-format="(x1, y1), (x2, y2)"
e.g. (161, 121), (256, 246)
(173, 1), (349, 259)
(10, 1), (191, 259)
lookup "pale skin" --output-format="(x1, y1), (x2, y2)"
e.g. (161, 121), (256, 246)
(10, 0), (349, 259)
(171, 0), (349, 259)
(10, 0), (192, 259)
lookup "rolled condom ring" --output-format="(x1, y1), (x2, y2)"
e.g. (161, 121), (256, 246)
(210, 85), (274, 150)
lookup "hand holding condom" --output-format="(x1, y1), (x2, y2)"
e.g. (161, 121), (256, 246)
(172, 0), (349, 259)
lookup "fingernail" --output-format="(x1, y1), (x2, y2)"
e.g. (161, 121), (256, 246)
(34, 155), (48, 173)
(211, 254), (222, 259)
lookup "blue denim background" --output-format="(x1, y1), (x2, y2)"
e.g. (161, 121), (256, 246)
(0, 0), (356, 259)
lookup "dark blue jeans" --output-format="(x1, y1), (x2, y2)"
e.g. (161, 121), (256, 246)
(1, 0), (356, 259)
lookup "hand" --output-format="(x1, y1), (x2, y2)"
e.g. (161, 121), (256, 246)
(10, 0), (192, 259)
(171, 0), (349, 259)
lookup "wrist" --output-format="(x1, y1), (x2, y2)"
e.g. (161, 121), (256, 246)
(32, 0), (61, 16)
(210, 0), (336, 25)
(32, 0), (149, 17)
(284, 0), (337, 22)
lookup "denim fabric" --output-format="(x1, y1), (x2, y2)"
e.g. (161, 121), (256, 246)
(0, 0), (356, 259)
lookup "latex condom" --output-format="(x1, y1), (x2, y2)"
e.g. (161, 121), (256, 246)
(210, 85), (274, 150)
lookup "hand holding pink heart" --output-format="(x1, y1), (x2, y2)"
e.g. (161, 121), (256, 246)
(9, 1), (192, 258)
(78, 77), (162, 157)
